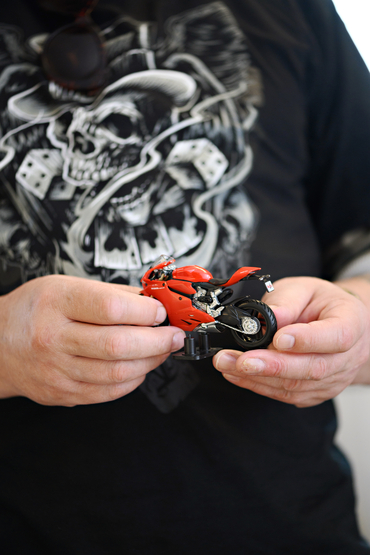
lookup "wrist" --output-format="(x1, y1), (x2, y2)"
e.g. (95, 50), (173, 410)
(335, 276), (370, 386)
(335, 275), (370, 304)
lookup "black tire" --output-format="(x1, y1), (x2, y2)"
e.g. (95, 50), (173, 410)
(230, 299), (277, 350)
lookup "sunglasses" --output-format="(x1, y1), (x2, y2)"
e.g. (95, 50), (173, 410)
(40, 0), (107, 94)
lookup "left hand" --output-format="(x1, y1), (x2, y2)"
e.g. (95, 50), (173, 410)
(213, 276), (370, 407)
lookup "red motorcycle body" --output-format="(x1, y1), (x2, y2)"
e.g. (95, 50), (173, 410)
(141, 260), (261, 332)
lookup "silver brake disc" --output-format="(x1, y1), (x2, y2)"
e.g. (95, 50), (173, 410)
(241, 316), (261, 335)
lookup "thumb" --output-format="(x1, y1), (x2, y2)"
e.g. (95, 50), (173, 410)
(263, 276), (323, 329)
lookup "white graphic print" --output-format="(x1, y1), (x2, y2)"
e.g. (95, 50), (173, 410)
(0, 2), (261, 286)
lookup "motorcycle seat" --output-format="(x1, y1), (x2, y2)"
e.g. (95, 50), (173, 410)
(208, 278), (229, 285)
(193, 281), (220, 290)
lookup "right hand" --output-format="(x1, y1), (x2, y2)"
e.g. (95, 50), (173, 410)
(0, 275), (185, 406)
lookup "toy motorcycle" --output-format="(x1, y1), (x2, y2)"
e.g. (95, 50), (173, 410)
(141, 255), (277, 360)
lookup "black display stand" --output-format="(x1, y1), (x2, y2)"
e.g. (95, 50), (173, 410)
(173, 333), (222, 360)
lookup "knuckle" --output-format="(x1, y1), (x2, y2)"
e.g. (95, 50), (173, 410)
(103, 330), (127, 359)
(337, 325), (356, 352)
(106, 384), (126, 401)
(42, 367), (63, 389)
(96, 295), (123, 323)
(30, 323), (55, 353)
(37, 380), (72, 406)
(282, 378), (301, 392)
(107, 361), (129, 383)
(150, 330), (174, 355)
(277, 389), (294, 403)
(159, 333), (175, 354)
(310, 357), (328, 381)
(68, 382), (97, 405)
(269, 357), (287, 378)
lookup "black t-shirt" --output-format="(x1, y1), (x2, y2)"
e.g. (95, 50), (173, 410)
(1, 1), (370, 553)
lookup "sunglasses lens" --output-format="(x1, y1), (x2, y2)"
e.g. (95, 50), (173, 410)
(42, 22), (106, 91)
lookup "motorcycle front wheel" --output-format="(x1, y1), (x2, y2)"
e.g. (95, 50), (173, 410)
(231, 299), (277, 350)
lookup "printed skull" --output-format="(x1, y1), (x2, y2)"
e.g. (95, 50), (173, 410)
(52, 69), (206, 227)
(6, 68), (257, 279)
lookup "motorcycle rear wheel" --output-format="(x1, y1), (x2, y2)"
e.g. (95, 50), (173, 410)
(231, 299), (277, 350)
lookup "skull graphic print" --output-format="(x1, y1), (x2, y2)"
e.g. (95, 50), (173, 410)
(0, 2), (262, 286)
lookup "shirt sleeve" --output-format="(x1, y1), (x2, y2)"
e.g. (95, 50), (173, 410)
(297, 0), (370, 279)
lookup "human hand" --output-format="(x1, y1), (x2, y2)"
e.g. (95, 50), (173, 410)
(0, 275), (185, 406)
(213, 277), (370, 407)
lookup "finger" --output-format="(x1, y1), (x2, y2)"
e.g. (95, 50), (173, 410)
(262, 277), (323, 328)
(273, 308), (365, 354)
(45, 376), (147, 407)
(54, 277), (166, 325)
(109, 283), (141, 295)
(63, 353), (170, 385)
(225, 366), (351, 392)
(214, 348), (343, 381)
(222, 372), (327, 407)
(61, 322), (185, 360)
(223, 365), (355, 405)
(265, 278), (368, 354)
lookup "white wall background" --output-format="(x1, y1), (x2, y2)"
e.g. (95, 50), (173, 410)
(331, 0), (370, 543)
(335, 388), (370, 541)
(332, 0), (370, 68)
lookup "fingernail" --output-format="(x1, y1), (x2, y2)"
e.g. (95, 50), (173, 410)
(241, 358), (266, 373)
(171, 332), (185, 351)
(214, 352), (239, 372)
(154, 305), (167, 325)
(276, 334), (295, 350)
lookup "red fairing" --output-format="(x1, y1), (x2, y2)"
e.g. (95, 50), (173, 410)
(141, 281), (213, 331)
(222, 266), (261, 286)
(166, 279), (197, 296)
(172, 265), (213, 282)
